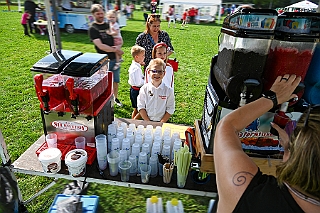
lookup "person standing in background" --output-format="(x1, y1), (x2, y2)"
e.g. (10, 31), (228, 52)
(135, 14), (174, 69)
(88, 4), (124, 107)
(21, 10), (31, 36)
(24, 0), (41, 33)
(130, 2), (135, 18)
(125, 2), (131, 19)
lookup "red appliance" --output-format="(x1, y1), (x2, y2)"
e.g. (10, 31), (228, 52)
(31, 51), (114, 148)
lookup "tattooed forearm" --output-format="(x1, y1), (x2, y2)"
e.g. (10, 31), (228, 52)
(232, 171), (254, 186)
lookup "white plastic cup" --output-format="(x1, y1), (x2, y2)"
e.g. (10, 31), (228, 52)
(135, 134), (143, 146)
(116, 132), (124, 149)
(171, 132), (180, 143)
(111, 137), (120, 152)
(65, 149), (88, 177)
(121, 138), (131, 157)
(149, 155), (158, 177)
(154, 135), (162, 144)
(151, 142), (161, 157)
(119, 149), (128, 162)
(119, 160), (132, 182)
(138, 152), (148, 174)
(107, 124), (117, 153)
(38, 148), (62, 173)
(142, 143), (150, 163)
(107, 150), (120, 176)
(131, 143), (140, 159)
(128, 123), (136, 134)
(162, 145), (171, 159)
(140, 164), (151, 183)
(128, 155), (137, 176)
(120, 122), (128, 136)
(95, 134), (108, 170)
(75, 136), (86, 149)
(46, 133), (57, 148)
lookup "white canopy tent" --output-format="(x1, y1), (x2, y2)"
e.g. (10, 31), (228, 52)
(159, 0), (222, 22)
(285, 0), (318, 12)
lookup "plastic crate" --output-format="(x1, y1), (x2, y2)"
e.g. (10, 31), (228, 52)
(48, 194), (99, 213)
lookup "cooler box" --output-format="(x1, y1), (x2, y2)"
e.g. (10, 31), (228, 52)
(48, 194), (99, 213)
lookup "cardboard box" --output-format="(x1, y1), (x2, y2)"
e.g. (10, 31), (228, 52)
(194, 120), (282, 176)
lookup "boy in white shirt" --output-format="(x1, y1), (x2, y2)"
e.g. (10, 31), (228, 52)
(137, 58), (175, 122)
(128, 45), (146, 119)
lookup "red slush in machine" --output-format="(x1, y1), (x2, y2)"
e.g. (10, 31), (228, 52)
(31, 50), (114, 148)
(264, 12), (320, 135)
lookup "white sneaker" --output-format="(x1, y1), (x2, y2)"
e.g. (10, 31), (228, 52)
(114, 98), (123, 107)
(41, 32), (45, 35)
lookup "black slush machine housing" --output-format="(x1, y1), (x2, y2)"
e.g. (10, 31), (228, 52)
(200, 9), (305, 159)
(31, 50), (114, 148)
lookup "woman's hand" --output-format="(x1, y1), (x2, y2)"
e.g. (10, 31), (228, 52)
(269, 74), (301, 105)
(270, 122), (290, 162)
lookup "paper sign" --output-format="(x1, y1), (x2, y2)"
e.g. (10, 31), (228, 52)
(161, 123), (190, 139)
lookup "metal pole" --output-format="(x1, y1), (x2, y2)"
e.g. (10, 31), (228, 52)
(318, 0), (320, 12)
(51, 0), (62, 50)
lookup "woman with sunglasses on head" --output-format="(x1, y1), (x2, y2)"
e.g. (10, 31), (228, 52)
(214, 74), (320, 213)
(136, 14), (174, 69)
(137, 58), (175, 123)
(145, 42), (174, 90)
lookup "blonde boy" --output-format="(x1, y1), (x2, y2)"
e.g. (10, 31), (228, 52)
(128, 45), (145, 119)
(137, 58), (175, 122)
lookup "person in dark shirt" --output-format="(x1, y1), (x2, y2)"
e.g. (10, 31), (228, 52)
(88, 4), (124, 107)
(214, 74), (320, 212)
(24, 0), (40, 33)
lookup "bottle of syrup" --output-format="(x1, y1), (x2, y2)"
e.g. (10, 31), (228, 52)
(270, 102), (290, 136)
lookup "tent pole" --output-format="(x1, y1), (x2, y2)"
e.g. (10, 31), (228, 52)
(318, 0), (320, 12)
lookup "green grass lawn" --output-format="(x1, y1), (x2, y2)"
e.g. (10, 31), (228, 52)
(0, 6), (221, 212)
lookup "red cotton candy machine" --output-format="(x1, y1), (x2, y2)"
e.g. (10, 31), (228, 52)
(263, 12), (320, 101)
(31, 51), (114, 148)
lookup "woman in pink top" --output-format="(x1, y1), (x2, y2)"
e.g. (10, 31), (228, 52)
(21, 10), (31, 36)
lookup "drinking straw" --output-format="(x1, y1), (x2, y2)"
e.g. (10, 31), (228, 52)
(174, 145), (192, 176)
(163, 163), (174, 183)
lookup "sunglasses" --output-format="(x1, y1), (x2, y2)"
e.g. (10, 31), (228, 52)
(147, 14), (161, 22)
(150, 69), (164, 74)
(303, 104), (320, 127)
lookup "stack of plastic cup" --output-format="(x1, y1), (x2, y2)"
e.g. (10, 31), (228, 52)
(122, 138), (131, 157)
(149, 155), (158, 177)
(144, 135), (153, 149)
(162, 145), (170, 159)
(119, 149), (128, 162)
(126, 131), (135, 146)
(138, 152), (148, 174)
(171, 132), (180, 144)
(128, 123), (136, 135)
(120, 122), (128, 136)
(151, 142), (161, 157)
(135, 134), (143, 147)
(107, 124), (117, 153)
(131, 143), (141, 160)
(142, 143), (150, 164)
(128, 154), (137, 176)
(111, 138), (120, 153)
(116, 132), (124, 149)
(95, 134), (108, 170)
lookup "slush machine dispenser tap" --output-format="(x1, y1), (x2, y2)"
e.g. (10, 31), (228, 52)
(239, 79), (260, 107)
(34, 74), (50, 113)
(66, 78), (79, 117)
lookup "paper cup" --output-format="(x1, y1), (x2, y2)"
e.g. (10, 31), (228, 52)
(38, 148), (62, 173)
(65, 149), (88, 177)
(46, 133), (57, 148)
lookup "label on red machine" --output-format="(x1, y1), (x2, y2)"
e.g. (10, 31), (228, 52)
(52, 121), (88, 132)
